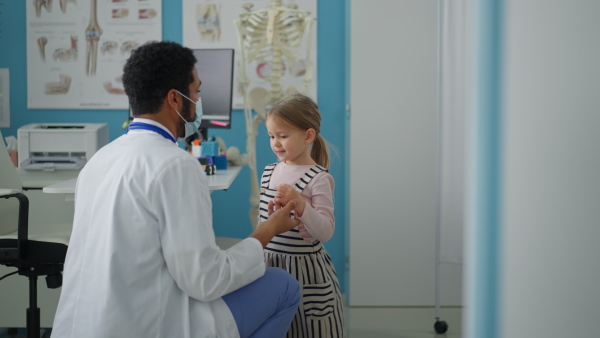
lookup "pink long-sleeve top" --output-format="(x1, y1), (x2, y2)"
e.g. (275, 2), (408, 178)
(267, 162), (335, 244)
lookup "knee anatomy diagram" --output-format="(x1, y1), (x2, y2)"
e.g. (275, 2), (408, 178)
(85, 0), (102, 76)
(235, 0), (314, 228)
(196, 4), (221, 42)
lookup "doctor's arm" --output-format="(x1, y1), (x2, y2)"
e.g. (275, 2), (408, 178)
(249, 200), (300, 247)
(154, 157), (268, 302)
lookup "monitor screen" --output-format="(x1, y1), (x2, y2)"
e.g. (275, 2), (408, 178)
(192, 48), (234, 130)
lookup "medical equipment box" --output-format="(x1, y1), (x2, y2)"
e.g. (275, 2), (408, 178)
(18, 123), (109, 170)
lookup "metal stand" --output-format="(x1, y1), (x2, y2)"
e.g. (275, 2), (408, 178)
(433, 0), (448, 333)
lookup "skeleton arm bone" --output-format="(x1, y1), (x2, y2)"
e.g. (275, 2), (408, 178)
(234, 19), (251, 97)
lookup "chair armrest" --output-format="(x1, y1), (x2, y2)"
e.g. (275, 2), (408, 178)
(0, 189), (20, 197)
(1, 192), (29, 260)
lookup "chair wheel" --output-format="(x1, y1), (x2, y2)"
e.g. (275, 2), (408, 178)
(434, 320), (448, 334)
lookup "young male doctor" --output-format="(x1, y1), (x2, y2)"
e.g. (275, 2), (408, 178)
(51, 41), (301, 338)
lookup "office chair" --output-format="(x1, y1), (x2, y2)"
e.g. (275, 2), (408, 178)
(0, 191), (68, 338)
(0, 132), (70, 338)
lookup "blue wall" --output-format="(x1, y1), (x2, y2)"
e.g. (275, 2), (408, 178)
(0, 1), (349, 292)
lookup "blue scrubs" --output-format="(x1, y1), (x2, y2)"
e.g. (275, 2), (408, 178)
(223, 267), (301, 338)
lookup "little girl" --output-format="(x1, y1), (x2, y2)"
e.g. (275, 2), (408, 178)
(258, 93), (345, 337)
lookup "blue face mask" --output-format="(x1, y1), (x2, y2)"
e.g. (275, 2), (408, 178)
(174, 90), (203, 139)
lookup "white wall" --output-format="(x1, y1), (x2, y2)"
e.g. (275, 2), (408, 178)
(349, 0), (462, 306)
(499, 1), (600, 337)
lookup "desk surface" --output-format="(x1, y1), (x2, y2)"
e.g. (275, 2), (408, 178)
(43, 166), (243, 194)
(17, 168), (81, 189)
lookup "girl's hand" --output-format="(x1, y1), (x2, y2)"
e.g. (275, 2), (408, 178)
(274, 184), (306, 217)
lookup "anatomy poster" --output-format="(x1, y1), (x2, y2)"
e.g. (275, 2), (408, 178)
(182, 0), (317, 109)
(27, 0), (162, 109)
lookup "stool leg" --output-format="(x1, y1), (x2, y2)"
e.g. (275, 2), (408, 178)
(27, 275), (41, 338)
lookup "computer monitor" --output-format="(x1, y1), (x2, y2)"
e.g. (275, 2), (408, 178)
(127, 48), (234, 141)
(193, 48), (234, 131)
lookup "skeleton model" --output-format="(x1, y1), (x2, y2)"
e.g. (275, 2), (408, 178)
(235, 0), (314, 228)
(85, 0), (102, 76)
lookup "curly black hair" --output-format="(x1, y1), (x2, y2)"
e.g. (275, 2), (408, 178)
(122, 41), (197, 116)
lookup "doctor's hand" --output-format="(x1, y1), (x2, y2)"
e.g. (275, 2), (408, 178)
(274, 184), (306, 217)
(249, 200), (301, 248)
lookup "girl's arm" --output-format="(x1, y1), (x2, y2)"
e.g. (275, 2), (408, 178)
(297, 173), (335, 243)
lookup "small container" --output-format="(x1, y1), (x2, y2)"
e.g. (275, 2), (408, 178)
(8, 150), (18, 167)
(6, 136), (18, 167)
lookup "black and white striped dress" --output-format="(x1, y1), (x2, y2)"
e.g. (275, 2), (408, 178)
(259, 163), (346, 338)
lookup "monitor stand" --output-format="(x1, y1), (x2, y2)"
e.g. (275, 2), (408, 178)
(198, 128), (208, 142)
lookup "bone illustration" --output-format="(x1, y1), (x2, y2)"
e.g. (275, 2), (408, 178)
(60, 0), (76, 13)
(85, 0), (103, 76)
(112, 8), (129, 19)
(120, 41), (140, 55)
(37, 37), (48, 61)
(101, 41), (118, 55)
(139, 8), (157, 19)
(196, 4), (221, 42)
(234, 0), (315, 228)
(44, 74), (72, 95)
(34, 0), (52, 17)
(104, 81), (125, 95)
(53, 35), (78, 62)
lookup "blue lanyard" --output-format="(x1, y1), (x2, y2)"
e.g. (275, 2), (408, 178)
(127, 122), (176, 143)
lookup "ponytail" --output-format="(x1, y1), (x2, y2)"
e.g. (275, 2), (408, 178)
(311, 134), (330, 169)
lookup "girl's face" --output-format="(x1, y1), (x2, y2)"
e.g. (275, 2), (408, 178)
(266, 116), (315, 165)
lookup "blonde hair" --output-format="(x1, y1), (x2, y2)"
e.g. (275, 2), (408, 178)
(267, 93), (330, 168)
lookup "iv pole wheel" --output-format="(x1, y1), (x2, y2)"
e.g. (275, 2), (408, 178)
(434, 320), (448, 334)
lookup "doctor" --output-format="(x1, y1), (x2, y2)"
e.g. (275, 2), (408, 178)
(51, 41), (301, 338)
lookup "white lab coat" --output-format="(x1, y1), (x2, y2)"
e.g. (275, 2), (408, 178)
(51, 119), (265, 338)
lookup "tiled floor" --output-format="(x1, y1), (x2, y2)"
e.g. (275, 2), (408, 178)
(0, 307), (462, 338)
(346, 307), (462, 338)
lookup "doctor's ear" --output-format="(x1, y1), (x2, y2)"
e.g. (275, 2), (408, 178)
(166, 89), (182, 109)
(167, 89), (181, 103)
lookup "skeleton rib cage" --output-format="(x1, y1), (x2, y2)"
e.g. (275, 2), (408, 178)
(237, 6), (312, 102)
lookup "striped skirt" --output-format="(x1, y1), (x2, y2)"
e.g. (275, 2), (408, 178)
(265, 229), (346, 338)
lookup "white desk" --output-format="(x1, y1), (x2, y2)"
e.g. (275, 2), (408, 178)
(206, 166), (243, 191)
(17, 168), (81, 189)
(42, 166), (242, 195)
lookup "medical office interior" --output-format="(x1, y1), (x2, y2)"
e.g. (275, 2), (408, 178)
(1, 1), (599, 338)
